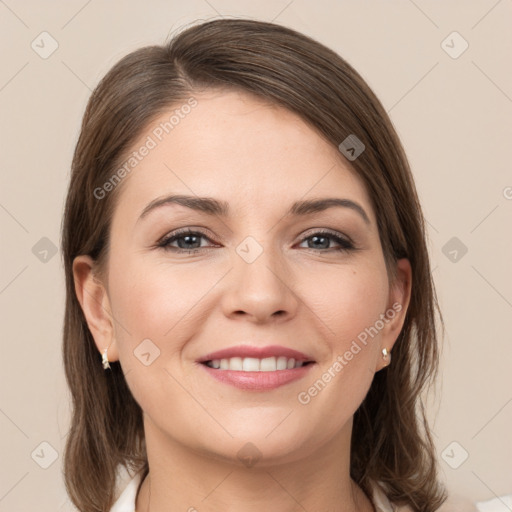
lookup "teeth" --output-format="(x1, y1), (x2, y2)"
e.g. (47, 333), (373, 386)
(260, 357), (276, 371)
(205, 356), (306, 371)
(242, 357), (260, 372)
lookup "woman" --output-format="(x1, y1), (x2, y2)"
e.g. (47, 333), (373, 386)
(62, 18), (448, 512)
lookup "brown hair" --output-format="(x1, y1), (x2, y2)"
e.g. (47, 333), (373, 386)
(62, 18), (446, 512)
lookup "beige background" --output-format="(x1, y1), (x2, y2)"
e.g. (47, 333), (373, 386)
(1, 1), (511, 510)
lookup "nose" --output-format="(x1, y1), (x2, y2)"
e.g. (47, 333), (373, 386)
(221, 242), (299, 324)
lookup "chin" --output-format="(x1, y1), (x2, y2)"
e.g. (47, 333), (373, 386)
(192, 423), (323, 469)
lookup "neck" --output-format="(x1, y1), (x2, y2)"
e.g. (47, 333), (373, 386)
(135, 415), (374, 512)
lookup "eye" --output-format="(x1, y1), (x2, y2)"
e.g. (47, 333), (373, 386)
(156, 228), (355, 254)
(297, 230), (355, 253)
(157, 228), (216, 253)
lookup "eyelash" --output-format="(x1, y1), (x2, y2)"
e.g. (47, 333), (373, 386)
(156, 228), (356, 254)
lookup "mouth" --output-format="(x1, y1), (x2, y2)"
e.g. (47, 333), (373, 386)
(197, 345), (316, 390)
(201, 356), (315, 371)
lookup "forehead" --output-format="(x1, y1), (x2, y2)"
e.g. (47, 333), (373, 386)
(110, 89), (374, 225)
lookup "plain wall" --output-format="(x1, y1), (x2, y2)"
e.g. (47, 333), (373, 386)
(0, 1), (511, 510)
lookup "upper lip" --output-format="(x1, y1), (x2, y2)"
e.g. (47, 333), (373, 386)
(198, 344), (315, 363)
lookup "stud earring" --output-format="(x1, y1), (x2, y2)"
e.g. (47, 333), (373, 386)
(102, 346), (111, 370)
(382, 348), (391, 366)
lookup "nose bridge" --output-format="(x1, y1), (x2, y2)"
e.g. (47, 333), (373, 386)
(223, 234), (297, 321)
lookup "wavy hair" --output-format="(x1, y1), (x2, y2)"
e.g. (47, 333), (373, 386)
(61, 18), (446, 511)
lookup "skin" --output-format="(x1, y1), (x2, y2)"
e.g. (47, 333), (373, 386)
(73, 89), (412, 512)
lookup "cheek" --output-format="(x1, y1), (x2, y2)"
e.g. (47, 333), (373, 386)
(301, 264), (389, 404)
(306, 263), (390, 345)
(110, 258), (197, 331)
(106, 258), (210, 415)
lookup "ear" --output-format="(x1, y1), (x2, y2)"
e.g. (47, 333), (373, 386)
(376, 258), (412, 372)
(72, 255), (119, 363)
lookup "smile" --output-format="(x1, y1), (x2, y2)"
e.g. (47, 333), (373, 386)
(199, 357), (315, 391)
(203, 356), (312, 371)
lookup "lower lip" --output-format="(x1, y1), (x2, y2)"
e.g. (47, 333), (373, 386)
(199, 363), (315, 390)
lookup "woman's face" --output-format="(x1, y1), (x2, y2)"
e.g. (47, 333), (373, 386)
(77, 88), (411, 466)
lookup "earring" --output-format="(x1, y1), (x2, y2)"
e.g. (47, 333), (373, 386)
(382, 348), (391, 366)
(102, 346), (111, 370)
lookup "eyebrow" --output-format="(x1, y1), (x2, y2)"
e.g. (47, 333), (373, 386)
(138, 194), (371, 225)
